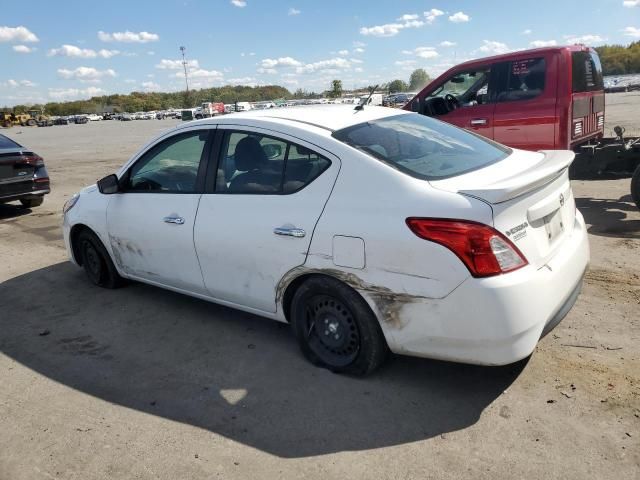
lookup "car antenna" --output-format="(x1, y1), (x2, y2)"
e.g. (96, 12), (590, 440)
(355, 85), (379, 111)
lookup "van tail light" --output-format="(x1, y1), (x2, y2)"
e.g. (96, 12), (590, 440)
(406, 218), (528, 278)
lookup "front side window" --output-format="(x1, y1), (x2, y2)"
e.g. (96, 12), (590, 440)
(428, 68), (492, 106)
(125, 131), (208, 193)
(216, 131), (330, 194)
(332, 113), (510, 180)
(495, 58), (546, 102)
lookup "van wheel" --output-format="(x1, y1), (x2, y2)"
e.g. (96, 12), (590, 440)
(77, 230), (124, 289)
(290, 276), (388, 376)
(631, 164), (640, 210)
(20, 196), (43, 208)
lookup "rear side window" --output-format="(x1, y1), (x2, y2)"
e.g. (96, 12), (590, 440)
(572, 51), (604, 92)
(216, 131), (331, 194)
(495, 58), (546, 102)
(0, 134), (20, 149)
(332, 114), (510, 180)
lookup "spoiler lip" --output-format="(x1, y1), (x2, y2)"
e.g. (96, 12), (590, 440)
(455, 150), (575, 204)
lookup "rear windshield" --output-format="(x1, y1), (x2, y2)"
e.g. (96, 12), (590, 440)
(0, 134), (20, 149)
(572, 51), (604, 93)
(332, 114), (510, 180)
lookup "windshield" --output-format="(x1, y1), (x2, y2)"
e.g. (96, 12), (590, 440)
(332, 113), (510, 180)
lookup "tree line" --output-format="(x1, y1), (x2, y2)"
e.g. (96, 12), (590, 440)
(596, 41), (640, 76)
(2, 69), (434, 115)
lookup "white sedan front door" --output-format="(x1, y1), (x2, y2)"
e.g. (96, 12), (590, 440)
(194, 127), (340, 313)
(107, 129), (212, 293)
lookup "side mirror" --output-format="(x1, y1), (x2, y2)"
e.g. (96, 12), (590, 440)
(97, 174), (120, 194)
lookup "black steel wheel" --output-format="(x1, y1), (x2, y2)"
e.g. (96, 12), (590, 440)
(77, 230), (124, 289)
(291, 276), (388, 375)
(631, 163), (640, 210)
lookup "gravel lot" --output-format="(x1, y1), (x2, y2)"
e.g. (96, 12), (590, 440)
(1, 102), (639, 479)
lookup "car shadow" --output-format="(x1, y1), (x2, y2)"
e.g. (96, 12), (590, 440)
(0, 203), (31, 220)
(576, 194), (640, 239)
(0, 262), (525, 458)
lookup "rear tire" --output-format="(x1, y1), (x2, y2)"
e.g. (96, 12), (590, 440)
(20, 197), (43, 208)
(632, 164), (640, 210)
(290, 276), (388, 376)
(26, 119), (36, 126)
(77, 230), (124, 289)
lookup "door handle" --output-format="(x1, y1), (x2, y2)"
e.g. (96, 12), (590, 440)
(273, 226), (306, 238)
(470, 118), (488, 126)
(163, 216), (185, 225)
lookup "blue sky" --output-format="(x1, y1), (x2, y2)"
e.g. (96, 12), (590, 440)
(1, 0), (639, 105)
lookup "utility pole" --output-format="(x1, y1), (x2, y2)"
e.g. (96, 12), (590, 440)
(180, 46), (190, 93)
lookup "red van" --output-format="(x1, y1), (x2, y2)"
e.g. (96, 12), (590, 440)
(405, 45), (605, 152)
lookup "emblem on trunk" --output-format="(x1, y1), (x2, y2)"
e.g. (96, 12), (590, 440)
(505, 221), (529, 241)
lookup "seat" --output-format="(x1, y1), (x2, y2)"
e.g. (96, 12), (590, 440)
(228, 136), (280, 193)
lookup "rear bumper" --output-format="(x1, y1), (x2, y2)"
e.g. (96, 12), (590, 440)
(385, 211), (590, 365)
(0, 187), (50, 202)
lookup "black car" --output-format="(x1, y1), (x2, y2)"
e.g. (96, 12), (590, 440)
(54, 117), (69, 125)
(68, 115), (88, 124)
(0, 134), (50, 208)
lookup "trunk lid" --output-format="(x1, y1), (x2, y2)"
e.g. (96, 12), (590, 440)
(0, 149), (35, 186)
(430, 149), (577, 268)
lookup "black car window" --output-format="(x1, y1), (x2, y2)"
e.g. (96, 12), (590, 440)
(0, 134), (21, 149)
(572, 51), (604, 93)
(215, 131), (331, 194)
(125, 131), (208, 193)
(495, 58), (546, 102)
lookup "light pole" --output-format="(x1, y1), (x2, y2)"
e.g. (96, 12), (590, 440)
(180, 46), (190, 94)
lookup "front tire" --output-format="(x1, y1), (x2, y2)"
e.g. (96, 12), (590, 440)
(290, 276), (388, 376)
(77, 230), (124, 289)
(20, 196), (44, 208)
(631, 164), (640, 210)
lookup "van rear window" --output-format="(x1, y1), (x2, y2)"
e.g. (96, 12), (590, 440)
(572, 51), (604, 92)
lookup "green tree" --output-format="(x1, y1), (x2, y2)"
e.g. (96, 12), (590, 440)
(388, 79), (408, 93)
(409, 69), (431, 91)
(329, 79), (343, 98)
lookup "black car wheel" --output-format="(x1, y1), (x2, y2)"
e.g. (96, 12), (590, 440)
(20, 196), (44, 208)
(291, 276), (388, 375)
(77, 230), (124, 289)
(632, 163), (640, 210)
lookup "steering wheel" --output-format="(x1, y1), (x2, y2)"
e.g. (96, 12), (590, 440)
(444, 94), (460, 111)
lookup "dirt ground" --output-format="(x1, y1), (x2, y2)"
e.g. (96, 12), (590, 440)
(0, 102), (639, 479)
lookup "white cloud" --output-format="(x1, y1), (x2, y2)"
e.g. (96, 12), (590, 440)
(360, 12), (434, 37)
(156, 58), (200, 69)
(478, 40), (511, 55)
(231, 0), (246, 7)
(402, 46), (439, 59)
(48, 44), (120, 59)
(0, 26), (39, 43)
(147, 51), (155, 56)
(449, 12), (470, 23)
(395, 59), (417, 66)
(288, 7), (300, 15)
(530, 40), (557, 47)
(353, 47), (365, 53)
(439, 41), (456, 47)
(350, 58), (364, 64)
(98, 30), (159, 43)
(424, 9), (444, 23)
(57, 67), (117, 82)
(338, 49), (349, 56)
(259, 57), (302, 69)
(354, 67), (363, 73)
(522, 29), (533, 35)
(624, 26), (640, 37)
(227, 77), (257, 86)
(178, 68), (223, 80)
(124, 79), (136, 84)
(3, 79), (37, 88)
(564, 34), (605, 44)
(353, 41), (366, 48)
(141, 81), (161, 91)
(623, 0), (639, 6)
(48, 86), (106, 100)
(295, 57), (351, 74)
(12, 45), (34, 53)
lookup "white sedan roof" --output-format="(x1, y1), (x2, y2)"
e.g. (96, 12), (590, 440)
(207, 104), (409, 132)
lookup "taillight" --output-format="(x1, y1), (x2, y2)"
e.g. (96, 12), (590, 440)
(20, 153), (44, 166)
(406, 218), (528, 278)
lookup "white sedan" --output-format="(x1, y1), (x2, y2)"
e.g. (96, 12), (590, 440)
(62, 105), (589, 375)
